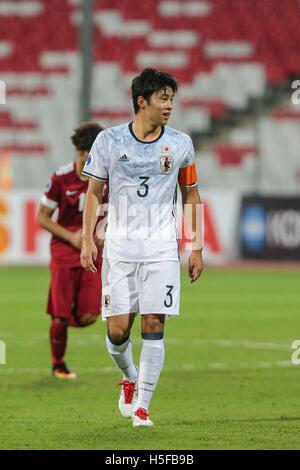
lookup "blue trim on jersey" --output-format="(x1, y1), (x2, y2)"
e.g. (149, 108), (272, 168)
(142, 332), (164, 340)
(82, 170), (107, 181)
(128, 122), (165, 144)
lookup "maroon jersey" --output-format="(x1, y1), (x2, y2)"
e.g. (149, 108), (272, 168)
(41, 161), (107, 267)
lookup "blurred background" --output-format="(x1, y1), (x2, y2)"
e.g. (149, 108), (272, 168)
(1, 1), (300, 451)
(0, 0), (300, 265)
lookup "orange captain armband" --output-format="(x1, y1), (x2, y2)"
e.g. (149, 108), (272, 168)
(178, 162), (198, 187)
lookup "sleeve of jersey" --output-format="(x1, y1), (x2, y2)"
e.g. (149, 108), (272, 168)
(82, 131), (108, 181)
(178, 137), (198, 188)
(40, 174), (61, 209)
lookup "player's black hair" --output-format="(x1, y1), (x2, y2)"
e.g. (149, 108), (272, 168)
(71, 122), (103, 151)
(131, 68), (178, 115)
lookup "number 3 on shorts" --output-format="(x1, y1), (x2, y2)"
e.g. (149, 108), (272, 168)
(164, 285), (173, 308)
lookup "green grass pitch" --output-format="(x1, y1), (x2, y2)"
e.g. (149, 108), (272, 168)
(0, 266), (300, 450)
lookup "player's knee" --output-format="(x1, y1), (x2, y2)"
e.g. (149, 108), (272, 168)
(78, 314), (97, 327)
(107, 327), (129, 345)
(142, 314), (165, 333)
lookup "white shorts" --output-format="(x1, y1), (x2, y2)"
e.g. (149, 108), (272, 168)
(101, 259), (180, 318)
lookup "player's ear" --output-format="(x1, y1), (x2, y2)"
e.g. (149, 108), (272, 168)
(137, 95), (146, 111)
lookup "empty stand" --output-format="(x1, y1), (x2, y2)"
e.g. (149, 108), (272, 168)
(0, 0), (299, 192)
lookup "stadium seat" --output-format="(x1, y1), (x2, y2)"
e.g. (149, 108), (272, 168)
(1, 0), (300, 191)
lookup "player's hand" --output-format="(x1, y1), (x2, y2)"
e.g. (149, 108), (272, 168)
(80, 237), (98, 273)
(188, 250), (204, 283)
(69, 229), (82, 250)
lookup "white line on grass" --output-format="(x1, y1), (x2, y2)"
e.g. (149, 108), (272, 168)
(1, 334), (290, 351)
(0, 360), (294, 375)
(167, 338), (289, 351)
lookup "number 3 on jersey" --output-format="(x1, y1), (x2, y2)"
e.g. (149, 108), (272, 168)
(137, 176), (149, 197)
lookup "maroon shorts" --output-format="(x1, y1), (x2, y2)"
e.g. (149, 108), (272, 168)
(47, 265), (102, 326)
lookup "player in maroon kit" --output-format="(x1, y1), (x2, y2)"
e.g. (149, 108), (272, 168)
(38, 123), (106, 379)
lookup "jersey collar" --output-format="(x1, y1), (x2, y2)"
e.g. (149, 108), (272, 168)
(128, 122), (165, 144)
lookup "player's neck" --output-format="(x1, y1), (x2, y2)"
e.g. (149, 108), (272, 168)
(132, 116), (162, 142)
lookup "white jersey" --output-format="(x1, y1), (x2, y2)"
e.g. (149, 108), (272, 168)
(83, 122), (197, 262)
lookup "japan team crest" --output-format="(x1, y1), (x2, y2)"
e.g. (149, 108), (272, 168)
(104, 294), (111, 308)
(160, 155), (174, 174)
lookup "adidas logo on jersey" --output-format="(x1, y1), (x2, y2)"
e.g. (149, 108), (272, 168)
(118, 154), (129, 162)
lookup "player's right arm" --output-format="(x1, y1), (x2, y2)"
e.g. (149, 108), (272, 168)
(81, 130), (109, 272)
(37, 204), (82, 249)
(80, 178), (105, 273)
(37, 174), (81, 249)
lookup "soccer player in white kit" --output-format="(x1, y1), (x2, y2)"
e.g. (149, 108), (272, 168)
(81, 68), (203, 427)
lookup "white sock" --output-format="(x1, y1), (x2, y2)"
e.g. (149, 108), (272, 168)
(134, 339), (165, 413)
(106, 335), (138, 382)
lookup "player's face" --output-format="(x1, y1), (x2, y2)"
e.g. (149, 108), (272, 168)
(147, 87), (174, 125)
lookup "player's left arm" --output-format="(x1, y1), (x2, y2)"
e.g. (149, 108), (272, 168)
(180, 185), (204, 283)
(179, 136), (204, 283)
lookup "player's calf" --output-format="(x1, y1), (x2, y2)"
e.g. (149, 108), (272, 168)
(106, 328), (138, 418)
(133, 328), (165, 423)
(50, 317), (68, 365)
(50, 317), (77, 379)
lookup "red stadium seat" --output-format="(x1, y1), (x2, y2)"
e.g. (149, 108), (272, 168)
(1, 0), (299, 178)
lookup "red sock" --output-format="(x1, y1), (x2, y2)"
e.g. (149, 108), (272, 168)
(50, 318), (67, 364)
